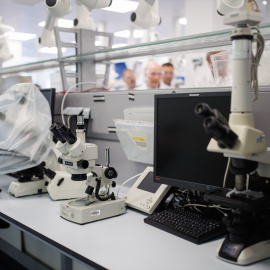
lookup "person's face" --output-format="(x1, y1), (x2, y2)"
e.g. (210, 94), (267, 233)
(123, 70), (136, 89)
(145, 65), (162, 89)
(162, 66), (174, 85)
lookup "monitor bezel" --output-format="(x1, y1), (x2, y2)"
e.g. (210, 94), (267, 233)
(153, 91), (232, 192)
(40, 88), (56, 122)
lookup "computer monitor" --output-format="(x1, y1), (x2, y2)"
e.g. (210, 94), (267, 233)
(40, 88), (55, 122)
(154, 91), (234, 192)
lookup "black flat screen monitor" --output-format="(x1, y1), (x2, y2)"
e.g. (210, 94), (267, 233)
(40, 88), (55, 122)
(154, 91), (234, 192)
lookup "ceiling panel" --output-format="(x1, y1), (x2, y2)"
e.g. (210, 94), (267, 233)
(12, 0), (43, 6)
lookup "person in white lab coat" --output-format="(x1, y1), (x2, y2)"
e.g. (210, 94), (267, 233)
(161, 62), (174, 88)
(136, 62), (162, 90)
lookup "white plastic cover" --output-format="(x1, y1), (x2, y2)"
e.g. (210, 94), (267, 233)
(0, 83), (52, 174)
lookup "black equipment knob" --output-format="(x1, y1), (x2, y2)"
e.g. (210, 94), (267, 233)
(77, 160), (89, 169)
(85, 186), (94, 195)
(58, 157), (63, 164)
(104, 167), (118, 179)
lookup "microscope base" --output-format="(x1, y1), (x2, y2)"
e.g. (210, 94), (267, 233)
(60, 197), (126, 224)
(46, 171), (87, 201)
(8, 180), (47, 197)
(217, 238), (270, 265)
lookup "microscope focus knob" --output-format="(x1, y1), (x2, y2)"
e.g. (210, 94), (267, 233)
(112, 181), (116, 188)
(104, 167), (118, 179)
(77, 160), (89, 169)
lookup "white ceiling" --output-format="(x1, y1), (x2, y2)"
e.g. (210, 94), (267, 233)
(12, 0), (43, 6)
(2, 0), (186, 40)
(1, 0), (270, 61)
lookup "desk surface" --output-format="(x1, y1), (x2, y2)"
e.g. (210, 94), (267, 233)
(0, 175), (270, 270)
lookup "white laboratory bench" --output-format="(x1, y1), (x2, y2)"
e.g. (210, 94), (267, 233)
(0, 174), (270, 270)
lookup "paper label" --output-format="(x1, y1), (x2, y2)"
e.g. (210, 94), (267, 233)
(132, 136), (147, 149)
(91, 210), (101, 216)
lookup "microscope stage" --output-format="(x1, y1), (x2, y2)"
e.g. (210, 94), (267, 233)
(60, 197), (126, 224)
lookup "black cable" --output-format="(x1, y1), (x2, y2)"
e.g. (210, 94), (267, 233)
(95, 178), (115, 201)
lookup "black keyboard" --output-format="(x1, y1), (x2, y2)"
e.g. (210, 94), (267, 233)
(144, 207), (227, 244)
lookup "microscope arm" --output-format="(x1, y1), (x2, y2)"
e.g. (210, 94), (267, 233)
(130, 0), (161, 29)
(85, 165), (117, 201)
(74, 1), (96, 30)
(39, 0), (71, 47)
(39, 13), (57, 47)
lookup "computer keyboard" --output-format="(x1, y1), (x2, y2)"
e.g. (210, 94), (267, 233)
(144, 207), (227, 244)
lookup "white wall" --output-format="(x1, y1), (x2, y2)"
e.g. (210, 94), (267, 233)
(184, 0), (231, 36)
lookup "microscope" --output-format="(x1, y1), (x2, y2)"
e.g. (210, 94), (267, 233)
(50, 116), (126, 224)
(195, 0), (270, 265)
(39, 0), (71, 47)
(130, 0), (161, 29)
(1, 83), (50, 197)
(8, 140), (89, 200)
(74, 0), (112, 30)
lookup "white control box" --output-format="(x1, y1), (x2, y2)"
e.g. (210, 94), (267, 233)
(125, 167), (171, 214)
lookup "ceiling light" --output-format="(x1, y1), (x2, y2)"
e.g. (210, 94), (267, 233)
(38, 19), (74, 28)
(178, 17), (187, 25)
(114, 29), (144, 39)
(114, 30), (130, 38)
(263, 1), (267, 5)
(102, 0), (138, 13)
(8, 32), (36, 41)
(38, 47), (67, 54)
(112, 43), (128, 48)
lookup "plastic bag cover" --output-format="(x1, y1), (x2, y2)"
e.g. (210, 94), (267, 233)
(0, 83), (52, 174)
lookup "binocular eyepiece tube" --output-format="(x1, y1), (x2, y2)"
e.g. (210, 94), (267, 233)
(195, 103), (238, 149)
(50, 123), (77, 144)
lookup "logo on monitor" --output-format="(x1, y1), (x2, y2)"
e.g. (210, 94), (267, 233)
(189, 94), (200, 96)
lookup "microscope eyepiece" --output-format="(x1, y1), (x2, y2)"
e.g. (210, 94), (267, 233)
(203, 116), (238, 149)
(195, 102), (237, 149)
(195, 103), (214, 118)
(49, 123), (66, 143)
(195, 103), (228, 125)
(56, 123), (77, 144)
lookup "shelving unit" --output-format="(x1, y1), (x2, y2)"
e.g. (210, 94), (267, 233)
(54, 27), (113, 91)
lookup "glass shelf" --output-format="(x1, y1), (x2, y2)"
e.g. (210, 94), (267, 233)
(0, 59), (59, 75)
(56, 23), (270, 63)
(1, 24), (270, 75)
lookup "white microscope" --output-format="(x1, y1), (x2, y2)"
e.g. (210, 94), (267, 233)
(195, 0), (270, 266)
(8, 143), (89, 200)
(49, 116), (126, 224)
(5, 84), (87, 200)
(39, 0), (113, 46)
(8, 143), (61, 198)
